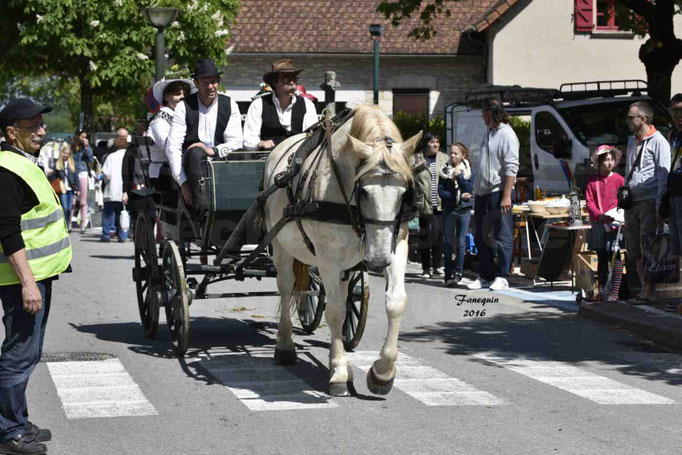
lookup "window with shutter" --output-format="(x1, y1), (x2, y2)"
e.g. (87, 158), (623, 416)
(575, 0), (594, 33)
(596, 0), (619, 31)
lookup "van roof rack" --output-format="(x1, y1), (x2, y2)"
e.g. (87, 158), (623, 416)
(465, 85), (558, 107)
(558, 80), (648, 100)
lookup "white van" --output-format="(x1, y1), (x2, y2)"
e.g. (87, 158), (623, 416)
(445, 80), (674, 196)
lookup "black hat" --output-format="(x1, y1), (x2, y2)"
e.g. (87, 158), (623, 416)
(0, 98), (52, 132)
(191, 58), (223, 79)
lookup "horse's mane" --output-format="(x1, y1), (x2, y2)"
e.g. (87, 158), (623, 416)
(343, 105), (414, 183)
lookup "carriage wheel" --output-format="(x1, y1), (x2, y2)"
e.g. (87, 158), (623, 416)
(298, 269), (326, 334)
(133, 214), (159, 339)
(161, 240), (190, 356)
(343, 270), (369, 351)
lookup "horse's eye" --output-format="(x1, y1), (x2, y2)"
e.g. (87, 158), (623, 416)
(359, 187), (369, 197)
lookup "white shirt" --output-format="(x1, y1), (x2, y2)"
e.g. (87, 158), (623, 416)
(102, 148), (126, 202)
(167, 95), (243, 185)
(146, 106), (174, 178)
(243, 94), (319, 150)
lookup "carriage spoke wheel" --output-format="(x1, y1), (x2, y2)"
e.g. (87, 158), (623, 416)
(298, 269), (326, 334)
(134, 214), (159, 339)
(161, 240), (190, 356)
(343, 270), (369, 351)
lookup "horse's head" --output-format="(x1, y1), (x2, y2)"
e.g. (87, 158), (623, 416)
(347, 131), (422, 272)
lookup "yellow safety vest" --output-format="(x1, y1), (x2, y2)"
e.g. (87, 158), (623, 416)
(0, 151), (72, 285)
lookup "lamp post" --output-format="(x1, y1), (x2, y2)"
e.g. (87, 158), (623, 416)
(369, 24), (382, 105)
(142, 7), (179, 82)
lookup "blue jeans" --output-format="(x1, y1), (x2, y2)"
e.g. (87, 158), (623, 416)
(473, 192), (514, 282)
(443, 208), (471, 279)
(0, 280), (52, 442)
(102, 201), (127, 241)
(60, 191), (73, 229)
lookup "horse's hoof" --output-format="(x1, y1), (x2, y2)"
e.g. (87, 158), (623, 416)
(366, 367), (395, 395)
(274, 348), (297, 365)
(329, 381), (356, 397)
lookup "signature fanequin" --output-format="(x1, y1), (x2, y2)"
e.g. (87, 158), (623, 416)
(453, 295), (499, 306)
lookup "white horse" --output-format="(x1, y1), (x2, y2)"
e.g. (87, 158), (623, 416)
(263, 105), (422, 396)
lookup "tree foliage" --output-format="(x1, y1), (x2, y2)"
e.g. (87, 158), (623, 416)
(376, 0), (452, 40)
(0, 0), (240, 130)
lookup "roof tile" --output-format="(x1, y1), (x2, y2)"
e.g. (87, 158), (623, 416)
(228, 0), (504, 55)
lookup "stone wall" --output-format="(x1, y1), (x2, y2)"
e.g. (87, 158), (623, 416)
(221, 54), (485, 118)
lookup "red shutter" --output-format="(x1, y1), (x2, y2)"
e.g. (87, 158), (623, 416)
(575, 0), (594, 32)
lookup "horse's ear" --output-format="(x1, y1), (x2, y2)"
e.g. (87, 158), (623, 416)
(346, 134), (373, 159)
(402, 131), (423, 156)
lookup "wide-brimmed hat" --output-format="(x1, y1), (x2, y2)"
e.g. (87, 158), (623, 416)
(591, 144), (622, 168)
(0, 98), (52, 132)
(263, 59), (303, 85)
(191, 58), (223, 79)
(152, 78), (194, 105)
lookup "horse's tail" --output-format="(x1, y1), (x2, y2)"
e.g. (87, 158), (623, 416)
(282, 259), (309, 316)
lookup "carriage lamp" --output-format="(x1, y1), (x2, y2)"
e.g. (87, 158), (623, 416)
(142, 7), (180, 83)
(369, 24), (382, 105)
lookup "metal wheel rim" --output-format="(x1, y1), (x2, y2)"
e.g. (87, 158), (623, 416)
(162, 240), (190, 356)
(134, 214), (159, 338)
(298, 270), (325, 333)
(343, 270), (369, 351)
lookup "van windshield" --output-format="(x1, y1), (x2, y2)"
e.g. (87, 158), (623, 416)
(558, 100), (673, 147)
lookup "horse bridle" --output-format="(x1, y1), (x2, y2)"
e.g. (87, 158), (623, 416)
(325, 127), (413, 250)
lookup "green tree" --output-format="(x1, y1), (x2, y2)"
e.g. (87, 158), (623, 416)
(377, 0), (682, 103)
(0, 0), (239, 130)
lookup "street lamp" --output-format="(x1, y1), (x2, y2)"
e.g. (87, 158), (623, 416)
(142, 7), (179, 82)
(370, 24), (382, 105)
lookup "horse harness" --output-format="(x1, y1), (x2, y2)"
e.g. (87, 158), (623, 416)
(214, 109), (417, 269)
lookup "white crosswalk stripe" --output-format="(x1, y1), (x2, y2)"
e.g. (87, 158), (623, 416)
(201, 353), (338, 411)
(475, 353), (676, 405)
(47, 359), (157, 419)
(350, 351), (506, 406)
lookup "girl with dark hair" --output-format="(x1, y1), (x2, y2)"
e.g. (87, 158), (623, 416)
(414, 132), (449, 278)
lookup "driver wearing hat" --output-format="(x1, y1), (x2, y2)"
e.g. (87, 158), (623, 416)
(166, 58), (243, 218)
(243, 59), (319, 150)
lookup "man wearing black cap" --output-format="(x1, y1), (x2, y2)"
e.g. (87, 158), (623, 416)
(0, 99), (72, 454)
(167, 58), (243, 218)
(243, 59), (319, 151)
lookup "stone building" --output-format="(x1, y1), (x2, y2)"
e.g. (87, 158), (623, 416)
(223, 0), (505, 118)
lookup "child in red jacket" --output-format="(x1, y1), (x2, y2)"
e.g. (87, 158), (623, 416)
(585, 145), (625, 301)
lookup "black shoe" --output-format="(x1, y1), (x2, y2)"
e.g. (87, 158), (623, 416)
(454, 273), (462, 284)
(0, 434), (47, 454)
(25, 422), (51, 443)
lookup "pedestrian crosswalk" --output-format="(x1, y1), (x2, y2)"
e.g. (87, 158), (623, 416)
(349, 351), (506, 406)
(475, 353), (675, 405)
(200, 353), (338, 411)
(47, 359), (157, 419)
(42, 350), (680, 417)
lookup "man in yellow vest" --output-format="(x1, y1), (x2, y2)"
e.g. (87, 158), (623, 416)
(0, 99), (72, 454)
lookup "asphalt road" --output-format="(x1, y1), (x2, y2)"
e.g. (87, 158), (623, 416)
(6, 232), (682, 455)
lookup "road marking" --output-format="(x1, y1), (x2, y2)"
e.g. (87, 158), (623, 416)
(47, 359), (157, 419)
(201, 353), (338, 411)
(350, 351), (505, 406)
(475, 353), (675, 405)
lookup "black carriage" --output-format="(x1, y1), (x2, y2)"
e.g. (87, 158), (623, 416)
(128, 136), (368, 356)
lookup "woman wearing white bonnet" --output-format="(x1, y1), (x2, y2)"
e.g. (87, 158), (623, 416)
(146, 78), (193, 180)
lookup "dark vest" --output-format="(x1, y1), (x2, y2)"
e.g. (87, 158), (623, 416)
(182, 93), (232, 151)
(261, 94), (306, 146)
